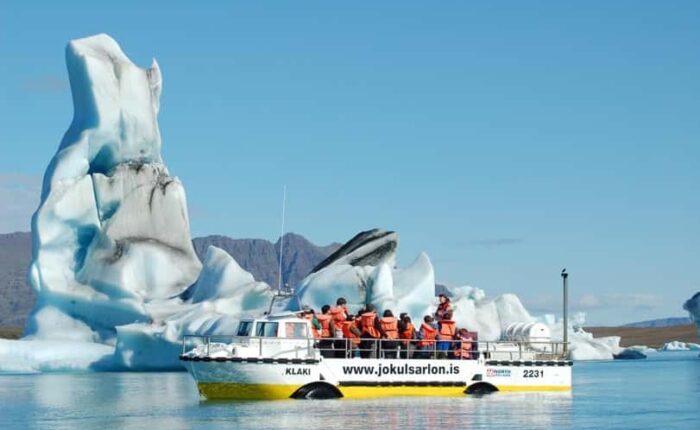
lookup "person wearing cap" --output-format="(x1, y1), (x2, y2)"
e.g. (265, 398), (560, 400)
(434, 294), (453, 321)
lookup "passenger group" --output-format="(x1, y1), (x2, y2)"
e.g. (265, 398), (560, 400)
(297, 294), (477, 359)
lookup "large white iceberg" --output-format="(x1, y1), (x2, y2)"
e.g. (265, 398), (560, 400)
(26, 34), (201, 344)
(0, 34), (619, 372)
(6, 33), (271, 372)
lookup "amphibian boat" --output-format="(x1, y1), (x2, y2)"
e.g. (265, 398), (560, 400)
(180, 312), (572, 400)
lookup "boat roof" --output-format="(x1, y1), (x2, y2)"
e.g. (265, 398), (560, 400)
(240, 311), (306, 322)
(266, 311), (304, 320)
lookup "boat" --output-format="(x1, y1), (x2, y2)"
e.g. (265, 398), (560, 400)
(180, 305), (572, 400)
(181, 192), (571, 400)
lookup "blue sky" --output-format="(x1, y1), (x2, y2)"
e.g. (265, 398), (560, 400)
(1, 1), (698, 325)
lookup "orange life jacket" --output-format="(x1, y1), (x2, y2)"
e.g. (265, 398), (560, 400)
(304, 314), (320, 338)
(438, 320), (456, 340)
(417, 322), (437, 347)
(454, 334), (474, 358)
(379, 317), (399, 339)
(360, 312), (380, 338)
(329, 306), (347, 325)
(342, 320), (361, 346)
(400, 322), (415, 345)
(316, 314), (332, 338)
(435, 302), (452, 320)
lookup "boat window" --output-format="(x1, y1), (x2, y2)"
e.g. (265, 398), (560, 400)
(285, 322), (308, 338)
(255, 322), (279, 337)
(236, 321), (253, 337)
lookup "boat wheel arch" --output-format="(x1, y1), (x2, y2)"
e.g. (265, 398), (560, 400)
(465, 382), (499, 396)
(290, 382), (343, 400)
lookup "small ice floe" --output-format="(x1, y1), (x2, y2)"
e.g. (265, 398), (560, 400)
(659, 341), (700, 351)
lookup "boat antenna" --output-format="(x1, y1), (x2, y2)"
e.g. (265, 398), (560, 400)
(561, 268), (569, 358)
(268, 185), (288, 315)
(277, 185), (287, 293)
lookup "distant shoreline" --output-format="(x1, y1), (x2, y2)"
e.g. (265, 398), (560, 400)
(585, 324), (699, 348)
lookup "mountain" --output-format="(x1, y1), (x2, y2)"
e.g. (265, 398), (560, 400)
(191, 233), (341, 289)
(0, 232), (35, 327)
(622, 317), (692, 328)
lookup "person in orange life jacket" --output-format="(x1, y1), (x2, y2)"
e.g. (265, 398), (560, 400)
(329, 298), (348, 328)
(379, 309), (400, 358)
(454, 328), (475, 360)
(341, 314), (362, 358)
(330, 298), (349, 358)
(416, 315), (438, 359)
(436, 310), (457, 358)
(302, 308), (322, 339)
(316, 305), (336, 358)
(398, 313), (415, 359)
(435, 294), (453, 321)
(358, 304), (385, 358)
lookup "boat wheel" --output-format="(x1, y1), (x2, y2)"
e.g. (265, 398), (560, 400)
(291, 382), (343, 399)
(465, 382), (498, 396)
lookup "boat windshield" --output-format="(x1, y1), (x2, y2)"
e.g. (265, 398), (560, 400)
(236, 321), (253, 337)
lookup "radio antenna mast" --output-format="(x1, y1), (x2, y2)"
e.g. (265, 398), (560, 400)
(277, 185), (287, 293)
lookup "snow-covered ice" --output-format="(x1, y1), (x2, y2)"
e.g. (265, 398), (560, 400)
(659, 341), (700, 351)
(624, 345), (657, 355)
(0, 339), (114, 373)
(0, 34), (622, 372)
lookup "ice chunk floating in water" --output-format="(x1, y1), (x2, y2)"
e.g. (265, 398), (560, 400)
(659, 341), (700, 351)
(0, 34), (618, 372)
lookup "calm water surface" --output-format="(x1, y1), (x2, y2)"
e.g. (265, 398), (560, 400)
(1, 352), (698, 429)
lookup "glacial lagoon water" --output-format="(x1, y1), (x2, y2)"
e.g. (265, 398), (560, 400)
(1, 351), (698, 430)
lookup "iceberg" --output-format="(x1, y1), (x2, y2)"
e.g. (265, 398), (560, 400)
(659, 341), (700, 352)
(683, 292), (700, 337)
(26, 34), (201, 346)
(8, 33), (261, 371)
(293, 230), (615, 359)
(624, 345), (657, 355)
(0, 34), (621, 372)
(0, 339), (114, 373)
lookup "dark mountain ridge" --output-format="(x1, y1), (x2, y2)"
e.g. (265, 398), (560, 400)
(191, 233), (341, 289)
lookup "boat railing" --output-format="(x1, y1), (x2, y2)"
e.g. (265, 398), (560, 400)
(181, 335), (568, 361)
(181, 334), (317, 359)
(315, 338), (568, 361)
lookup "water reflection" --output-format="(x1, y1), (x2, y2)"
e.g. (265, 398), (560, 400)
(197, 393), (572, 430)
